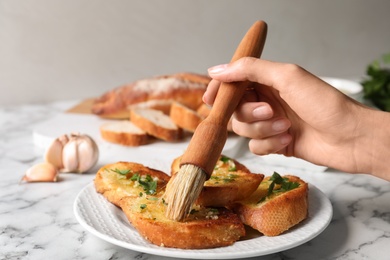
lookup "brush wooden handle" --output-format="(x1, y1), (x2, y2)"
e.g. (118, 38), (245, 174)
(181, 20), (268, 177)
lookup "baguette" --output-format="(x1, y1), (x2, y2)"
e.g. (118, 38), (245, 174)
(95, 161), (245, 249)
(171, 155), (264, 207)
(169, 101), (203, 132)
(231, 174), (308, 236)
(100, 121), (149, 146)
(92, 73), (211, 119)
(130, 108), (183, 142)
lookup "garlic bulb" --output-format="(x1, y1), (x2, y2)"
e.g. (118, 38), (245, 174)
(45, 133), (99, 173)
(21, 162), (58, 182)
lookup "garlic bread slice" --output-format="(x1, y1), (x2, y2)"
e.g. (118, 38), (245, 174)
(94, 161), (170, 207)
(120, 193), (245, 249)
(172, 155), (264, 207)
(231, 173), (309, 236)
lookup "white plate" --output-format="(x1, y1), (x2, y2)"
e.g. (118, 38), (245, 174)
(74, 183), (333, 259)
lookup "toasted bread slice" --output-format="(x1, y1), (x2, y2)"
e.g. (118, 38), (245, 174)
(95, 161), (245, 249)
(170, 101), (203, 132)
(94, 161), (170, 207)
(130, 108), (183, 142)
(172, 155), (264, 207)
(100, 120), (149, 146)
(231, 174), (308, 236)
(120, 193), (245, 249)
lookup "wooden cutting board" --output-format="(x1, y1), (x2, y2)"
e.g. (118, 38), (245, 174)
(66, 98), (95, 114)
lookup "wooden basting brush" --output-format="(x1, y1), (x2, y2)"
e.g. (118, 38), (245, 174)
(164, 20), (268, 221)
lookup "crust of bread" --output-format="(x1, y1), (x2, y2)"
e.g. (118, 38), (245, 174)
(171, 155), (264, 207)
(92, 73), (210, 119)
(231, 175), (308, 236)
(94, 161), (170, 207)
(130, 108), (183, 142)
(170, 102), (203, 132)
(100, 121), (149, 146)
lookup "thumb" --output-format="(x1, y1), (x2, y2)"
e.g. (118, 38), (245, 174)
(208, 57), (324, 95)
(208, 57), (277, 86)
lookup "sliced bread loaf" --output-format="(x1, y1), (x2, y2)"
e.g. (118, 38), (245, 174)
(92, 73), (211, 119)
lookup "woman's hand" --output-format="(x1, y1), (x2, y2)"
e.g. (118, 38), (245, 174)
(204, 57), (390, 180)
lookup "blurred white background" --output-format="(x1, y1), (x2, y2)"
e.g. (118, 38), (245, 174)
(1, 0), (389, 106)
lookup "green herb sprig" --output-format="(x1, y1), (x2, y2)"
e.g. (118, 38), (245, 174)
(267, 172), (300, 195)
(111, 168), (131, 175)
(258, 172), (300, 203)
(131, 174), (157, 195)
(361, 52), (390, 111)
(219, 156), (237, 171)
(220, 156), (230, 163)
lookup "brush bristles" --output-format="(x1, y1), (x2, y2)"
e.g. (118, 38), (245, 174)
(164, 164), (207, 221)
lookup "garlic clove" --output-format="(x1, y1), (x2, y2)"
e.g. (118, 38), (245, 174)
(44, 136), (67, 169)
(21, 162), (58, 182)
(61, 136), (79, 172)
(76, 135), (99, 173)
(58, 134), (69, 146)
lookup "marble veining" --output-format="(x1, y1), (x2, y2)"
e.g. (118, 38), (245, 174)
(0, 100), (389, 260)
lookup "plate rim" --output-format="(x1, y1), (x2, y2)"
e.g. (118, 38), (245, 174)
(74, 182), (333, 259)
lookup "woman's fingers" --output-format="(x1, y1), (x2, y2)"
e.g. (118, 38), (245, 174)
(202, 79), (219, 106)
(203, 79), (259, 106)
(232, 117), (291, 139)
(234, 101), (273, 122)
(208, 58), (281, 87)
(248, 133), (292, 155)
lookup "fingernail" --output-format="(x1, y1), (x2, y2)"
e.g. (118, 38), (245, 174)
(252, 106), (271, 119)
(208, 64), (229, 74)
(272, 119), (290, 132)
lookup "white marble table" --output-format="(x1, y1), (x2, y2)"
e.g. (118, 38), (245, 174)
(1, 100), (389, 260)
